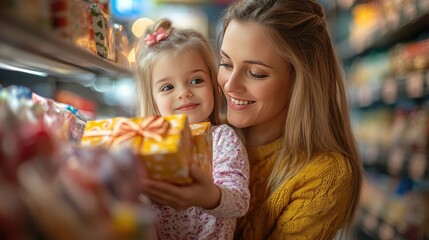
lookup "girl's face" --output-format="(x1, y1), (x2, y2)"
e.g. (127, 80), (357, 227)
(218, 20), (293, 134)
(151, 51), (214, 124)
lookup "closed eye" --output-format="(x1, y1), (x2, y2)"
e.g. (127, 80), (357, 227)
(249, 71), (268, 79)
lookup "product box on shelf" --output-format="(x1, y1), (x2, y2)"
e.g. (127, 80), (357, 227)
(72, 0), (97, 54)
(1, 0), (51, 29)
(81, 114), (194, 184)
(114, 23), (130, 67)
(90, 3), (115, 61)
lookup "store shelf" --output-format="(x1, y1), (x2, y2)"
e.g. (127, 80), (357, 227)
(360, 145), (429, 179)
(350, 70), (429, 108)
(336, 1), (429, 238)
(339, 2), (429, 62)
(0, 12), (132, 81)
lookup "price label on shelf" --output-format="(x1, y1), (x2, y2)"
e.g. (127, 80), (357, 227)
(382, 78), (397, 104)
(406, 72), (424, 98)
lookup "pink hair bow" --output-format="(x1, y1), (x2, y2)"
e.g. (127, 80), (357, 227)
(144, 27), (168, 46)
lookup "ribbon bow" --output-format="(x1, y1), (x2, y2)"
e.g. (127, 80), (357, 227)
(144, 27), (168, 46)
(84, 116), (169, 147)
(112, 116), (168, 144)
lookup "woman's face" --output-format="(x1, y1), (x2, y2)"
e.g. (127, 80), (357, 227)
(218, 20), (293, 133)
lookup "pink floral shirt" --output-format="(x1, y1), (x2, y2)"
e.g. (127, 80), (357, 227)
(153, 124), (250, 240)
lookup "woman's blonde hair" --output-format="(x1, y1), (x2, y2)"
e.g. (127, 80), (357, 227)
(135, 19), (221, 124)
(221, 0), (363, 234)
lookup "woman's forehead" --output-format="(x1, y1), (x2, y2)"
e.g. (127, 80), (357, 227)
(222, 20), (285, 68)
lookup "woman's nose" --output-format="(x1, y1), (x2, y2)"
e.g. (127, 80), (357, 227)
(223, 71), (244, 93)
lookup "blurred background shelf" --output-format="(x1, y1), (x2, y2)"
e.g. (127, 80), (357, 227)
(329, 0), (429, 239)
(338, 2), (429, 63)
(350, 70), (429, 108)
(0, 13), (132, 82)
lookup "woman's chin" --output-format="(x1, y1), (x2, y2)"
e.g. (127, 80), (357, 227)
(227, 113), (251, 129)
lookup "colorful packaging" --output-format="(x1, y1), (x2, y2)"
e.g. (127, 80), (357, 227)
(81, 114), (194, 184)
(51, 0), (74, 39)
(32, 93), (87, 142)
(114, 23), (130, 67)
(72, 0), (97, 54)
(90, 3), (115, 60)
(190, 122), (212, 175)
(7, 0), (51, 29)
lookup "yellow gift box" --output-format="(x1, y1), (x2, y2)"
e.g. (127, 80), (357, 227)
(81, 114), (193, 184)
(190, 122), (212, 175)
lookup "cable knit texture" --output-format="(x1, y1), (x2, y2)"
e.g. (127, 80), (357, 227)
(235, 138), (355, 240)
(154, 124), (250, 240)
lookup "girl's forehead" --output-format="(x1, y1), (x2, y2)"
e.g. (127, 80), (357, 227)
(158, 48), (204, 63)
(152, 51), (209, 77)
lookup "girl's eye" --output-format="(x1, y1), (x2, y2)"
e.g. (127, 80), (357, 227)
(190, 78), (203, 85)
(160, 84), (174, 91)
(249, 71), (268, 79)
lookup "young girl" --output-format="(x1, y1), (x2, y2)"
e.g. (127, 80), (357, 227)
(134, 19), (250, 240)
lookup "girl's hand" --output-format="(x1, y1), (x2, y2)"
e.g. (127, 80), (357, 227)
(140, 165), (221, 210)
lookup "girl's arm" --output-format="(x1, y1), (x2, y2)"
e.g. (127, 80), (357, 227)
(139, 125), (250, 216)
(202, 124), (250, 218)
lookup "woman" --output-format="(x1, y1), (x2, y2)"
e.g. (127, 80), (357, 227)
(217, 0), (363, 239)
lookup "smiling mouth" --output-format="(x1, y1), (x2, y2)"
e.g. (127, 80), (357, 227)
(230, 96), (255, 105)
(176, 103), (199, 111)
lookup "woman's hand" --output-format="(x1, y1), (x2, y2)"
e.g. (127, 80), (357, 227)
(140, 165), (221, 210)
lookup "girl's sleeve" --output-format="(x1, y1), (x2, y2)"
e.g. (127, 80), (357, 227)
(203, 124), (250, 218)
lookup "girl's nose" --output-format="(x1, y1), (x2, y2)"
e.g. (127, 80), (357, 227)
(178, 87), (193, 99)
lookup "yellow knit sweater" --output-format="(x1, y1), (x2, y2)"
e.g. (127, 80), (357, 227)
(235, 138), (355, 240)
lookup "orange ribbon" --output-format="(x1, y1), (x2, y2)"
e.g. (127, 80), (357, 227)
(83, 116), (169, 147)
